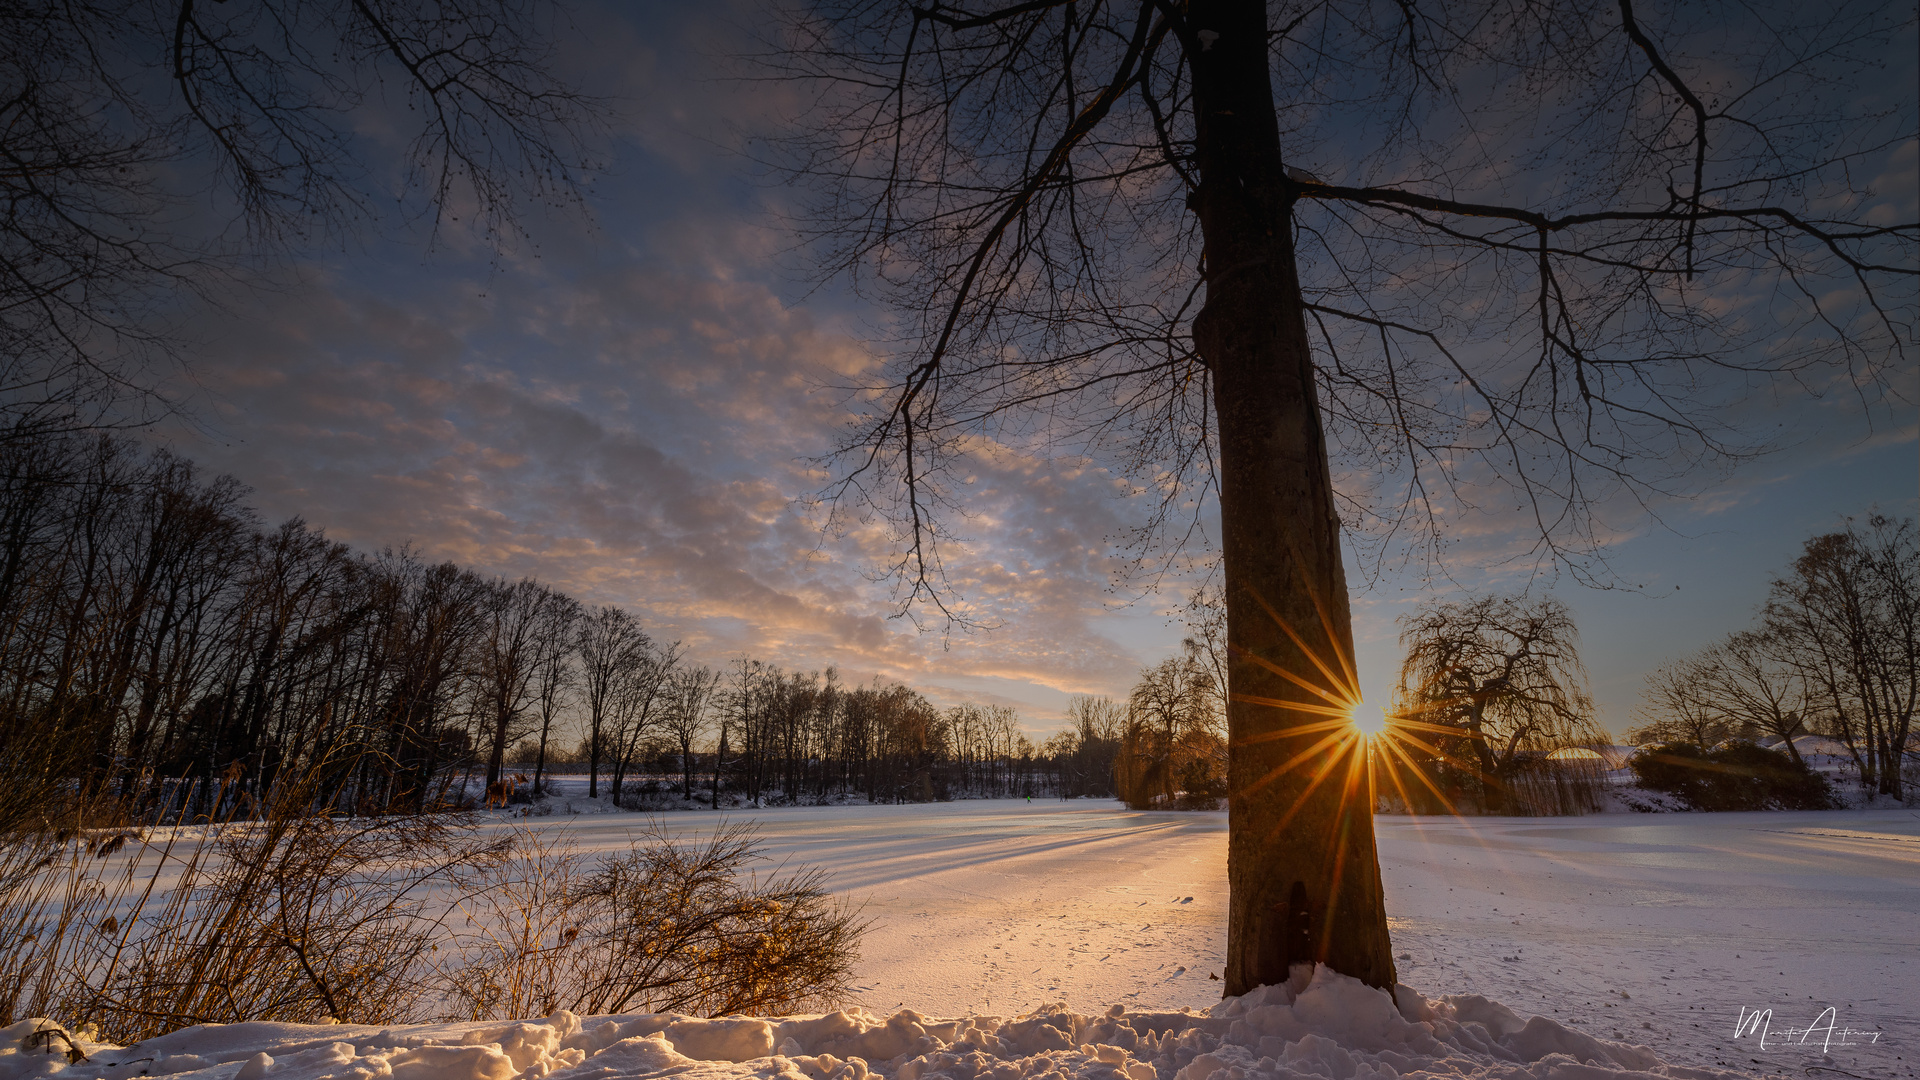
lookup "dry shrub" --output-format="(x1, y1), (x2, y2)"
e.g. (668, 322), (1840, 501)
(97, 812), (505, 1035)
(445, 822), (865, 1020)
(0, 786), (506, 1041)
(437, 829), (590, 1021)
(5, 804), (867, 1037)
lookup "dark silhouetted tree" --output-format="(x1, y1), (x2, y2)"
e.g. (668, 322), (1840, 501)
(1396, 594), (1600, 811)
(774, 0), (1910, 991)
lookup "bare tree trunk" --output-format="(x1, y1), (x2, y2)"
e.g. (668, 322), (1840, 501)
(680, 734), (695, 797)
(1188, 0), (1396, 996)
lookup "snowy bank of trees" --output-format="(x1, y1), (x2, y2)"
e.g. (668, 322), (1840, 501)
(683, 663), (1093, 806)
(0, 431), (613, 823)
(1632, 517), (1917, 803)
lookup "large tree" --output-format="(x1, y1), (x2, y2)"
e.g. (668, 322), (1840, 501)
(775, 0), (1912, 993)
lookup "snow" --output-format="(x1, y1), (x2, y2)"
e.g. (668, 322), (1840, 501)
(484, 799), (1231, 1017)
(0, 968), (1737, 1080)
(1371, 811), (1917, 1071)
(478, 799), (1917, 1068)
(8, 801), (1913, 1080)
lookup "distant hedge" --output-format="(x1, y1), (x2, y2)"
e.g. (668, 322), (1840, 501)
(1628, 742), (1835, 811)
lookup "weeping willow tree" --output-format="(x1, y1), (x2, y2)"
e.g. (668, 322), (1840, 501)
(768, 0), (1915, 993)
(1395, 594), (1602, 813)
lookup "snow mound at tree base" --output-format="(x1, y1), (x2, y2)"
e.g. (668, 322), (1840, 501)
(1, 967), (1735, 1080)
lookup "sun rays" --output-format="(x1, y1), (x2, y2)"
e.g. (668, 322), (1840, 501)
(1227, 587), (1495, 841)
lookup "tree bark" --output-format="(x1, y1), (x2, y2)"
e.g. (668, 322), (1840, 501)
(1187, 0), (1397, 996)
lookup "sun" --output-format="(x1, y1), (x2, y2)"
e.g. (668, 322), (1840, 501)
(1348, 703), (1389, 738)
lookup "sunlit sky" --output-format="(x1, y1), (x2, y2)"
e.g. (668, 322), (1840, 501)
(152, 0), (1917, 741)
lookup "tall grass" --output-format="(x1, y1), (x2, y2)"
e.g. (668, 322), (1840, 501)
(1502, 756), (1610, 816)
(1372, 747), (1612, 816)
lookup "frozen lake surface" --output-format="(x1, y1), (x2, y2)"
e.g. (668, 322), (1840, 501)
(11, 798), (1913, 1080)
(490, 797), (1917, 1075)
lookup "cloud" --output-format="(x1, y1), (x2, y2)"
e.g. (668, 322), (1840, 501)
(146, 0), (1914, 741)
(160, 226), (1158, 723)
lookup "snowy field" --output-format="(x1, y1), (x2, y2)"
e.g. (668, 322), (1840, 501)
(6, 799), (1914, 1080)
(495, 796), (1916, 1072)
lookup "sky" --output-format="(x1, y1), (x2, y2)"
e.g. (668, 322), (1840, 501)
(150, 0), (1917, 741)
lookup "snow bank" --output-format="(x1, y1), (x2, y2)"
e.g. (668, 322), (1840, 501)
(0, 968), (1738, 1080)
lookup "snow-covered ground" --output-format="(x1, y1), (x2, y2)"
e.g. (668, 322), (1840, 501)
(1373, 811), (1917, 1072)
(482, 798), (1915, 1073)
(6, 800), (1913, 1080)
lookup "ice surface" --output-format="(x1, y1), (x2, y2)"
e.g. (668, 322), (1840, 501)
(0, 968), (1740, 1080)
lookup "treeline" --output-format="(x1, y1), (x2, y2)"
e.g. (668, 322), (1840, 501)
(1632, 515), (1917, 802)
(0, 430), (589, 820)
(627, 661), (1122, 806)
(0, 432), (1150, 826)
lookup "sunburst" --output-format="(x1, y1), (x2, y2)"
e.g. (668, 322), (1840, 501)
(1229, 587), (1497, 831)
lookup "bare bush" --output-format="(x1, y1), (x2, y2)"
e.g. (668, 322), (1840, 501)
(6, 810), (867, 1036)
(0, 788), (505, 1042)
(445, 822), (864, 1020)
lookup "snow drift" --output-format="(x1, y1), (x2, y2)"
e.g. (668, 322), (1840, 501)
(1, 967), (1734, 1080)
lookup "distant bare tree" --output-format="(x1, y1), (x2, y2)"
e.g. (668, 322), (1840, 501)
(1120, 652), (1224, 809)
(1711, 630), (1815, 766)
(1049, 696), (1124, 799)
(605, 638), (680, 804)
(1629, 650), (1736, 749)
(575, 606), (650, 800)
(1396, 594), (1600, 810)
(662, 665), (721, 799)
(1766, 516), (1918, 799)
(478, 579), (574, 789)
(527, 595), (581, 797)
